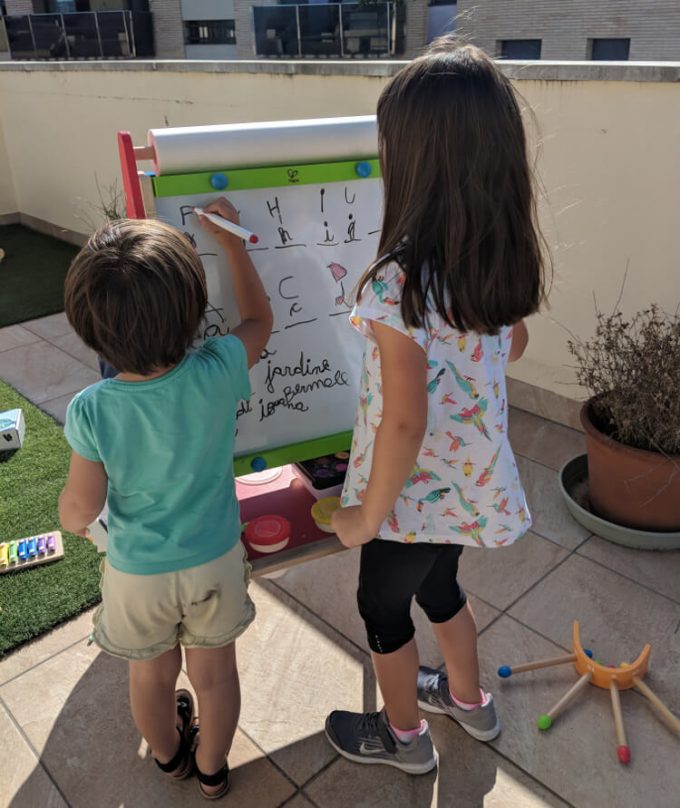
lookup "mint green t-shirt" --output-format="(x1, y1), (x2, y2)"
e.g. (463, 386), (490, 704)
(64, 335), (250, 575)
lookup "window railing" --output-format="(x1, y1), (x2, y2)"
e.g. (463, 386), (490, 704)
(4, 10), (153, 60)
(252, 2), (400, 58)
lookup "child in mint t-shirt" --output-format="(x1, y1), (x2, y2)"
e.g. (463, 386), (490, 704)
(59, 199), (272, 800)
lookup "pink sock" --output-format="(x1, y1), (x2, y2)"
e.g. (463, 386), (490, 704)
(389, 719), (425, 744)
(450, 688), (489, 711)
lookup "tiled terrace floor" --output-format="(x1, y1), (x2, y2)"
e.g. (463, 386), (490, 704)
(1, 314), (679, 808)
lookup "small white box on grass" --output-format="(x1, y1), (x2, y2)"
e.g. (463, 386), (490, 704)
(0, 408), (25, 451)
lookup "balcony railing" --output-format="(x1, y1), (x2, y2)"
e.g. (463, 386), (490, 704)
(4, 10), (153, 60)
(252, 2), (401, 58)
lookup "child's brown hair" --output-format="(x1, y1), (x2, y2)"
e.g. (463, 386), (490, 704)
(64, 219), (207, 375)
(362, 37), (547, 334)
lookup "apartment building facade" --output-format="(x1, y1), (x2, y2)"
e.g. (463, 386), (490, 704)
(2, 0), (456, 60)
(457, 0), (680, 61)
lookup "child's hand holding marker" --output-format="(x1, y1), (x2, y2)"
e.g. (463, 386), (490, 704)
(194, 199), (259, 246)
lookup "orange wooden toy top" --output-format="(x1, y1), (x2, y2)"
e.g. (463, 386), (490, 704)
(572, 620), (650, 689)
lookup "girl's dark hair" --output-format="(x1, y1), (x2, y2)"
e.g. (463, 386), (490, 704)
(362, 38), (547, 334)
(64, 219), (207, 375)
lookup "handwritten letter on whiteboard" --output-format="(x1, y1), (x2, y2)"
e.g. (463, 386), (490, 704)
(154, 175), (383, 458)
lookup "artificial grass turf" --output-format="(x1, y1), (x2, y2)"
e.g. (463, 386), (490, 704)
(0, 380), (101, 656)
(0, 224), (78, 328)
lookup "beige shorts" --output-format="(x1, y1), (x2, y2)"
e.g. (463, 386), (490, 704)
(91, 542), (255, 661)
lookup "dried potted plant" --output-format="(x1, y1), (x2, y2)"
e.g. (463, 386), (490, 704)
(568, 304), (680, 531)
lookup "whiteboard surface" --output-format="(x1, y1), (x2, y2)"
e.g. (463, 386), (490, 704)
(154, 175), (382, 458)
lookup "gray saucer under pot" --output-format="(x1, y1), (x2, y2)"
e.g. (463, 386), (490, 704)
(559, 455), (680, 551)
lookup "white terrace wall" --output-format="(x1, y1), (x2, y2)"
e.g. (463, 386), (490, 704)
(0, 60), (678, 425)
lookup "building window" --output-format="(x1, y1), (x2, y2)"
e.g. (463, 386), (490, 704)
(498, 39), (541, 60)
(184, 20), (236, 45)
(254, 2), (400, 58)
(589, 38), (630, 61)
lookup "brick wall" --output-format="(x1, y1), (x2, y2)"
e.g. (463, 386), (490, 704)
(456, 0), (680, 61)
(234, 0), (277, 59)
(5, 0), (33, 13)
(149, 0), (185, 59)
(403, 0), (429, 58)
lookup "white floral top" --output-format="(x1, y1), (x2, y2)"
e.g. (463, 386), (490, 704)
(341, 263), (531, 548)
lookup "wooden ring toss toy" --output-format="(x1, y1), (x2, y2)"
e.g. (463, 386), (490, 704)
(497, 621), (680, 765)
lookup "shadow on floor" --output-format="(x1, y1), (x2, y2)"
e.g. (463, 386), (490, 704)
(6, 637), (510, 807)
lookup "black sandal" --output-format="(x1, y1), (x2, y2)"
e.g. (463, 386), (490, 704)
(153, 689), (195, 780)
(192, 722), (231, 800)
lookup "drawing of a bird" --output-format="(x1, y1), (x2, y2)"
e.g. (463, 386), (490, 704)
(451, 398), (490, 439)
(404, 532), (417, 543)
(427, 368), (446, 394)
(353, 444), (371, 468)
(446, 361), (480, 400)
(359, 391), (373, 415)
(463, 456), (474, 477)
(476, 446), (501, 487)
(417, 488), (451, 512)
(441, 393), (457, 406)
(387, 511), (400, 533)
(452, 482), (480, 517)
(405, 465), (442, 488)
(450, 516), (488, 546)
(492, 497), (511, 516)
(457, 335), (467, 352)
(371, 278), (399, 305)
(471, 340), (483, 362)
(445, 432), (468, 452)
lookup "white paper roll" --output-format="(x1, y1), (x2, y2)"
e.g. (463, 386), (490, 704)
(148, 115), (378, 176)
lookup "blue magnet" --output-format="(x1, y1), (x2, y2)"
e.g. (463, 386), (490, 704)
(355, 161), (372, 178)
(210, 173), (228, 190)
(251, 456), (267, 472)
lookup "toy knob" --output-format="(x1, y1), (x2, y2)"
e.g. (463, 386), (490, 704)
(251, 456), (267, 472)
(584, 648), (593, 658)
(617, 745), (631, 765)
(537, 714), (552, 731)
(210, 172), (228, 190)
(497, 665), (512, 678)
(355, 161), (372, 178)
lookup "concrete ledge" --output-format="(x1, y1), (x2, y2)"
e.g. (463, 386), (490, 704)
(507, 377), (583, 432)
(1, 58), (680, 82)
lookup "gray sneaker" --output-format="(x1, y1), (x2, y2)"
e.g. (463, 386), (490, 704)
(325, 708), (438, 775)
(417, 667), (501, 742)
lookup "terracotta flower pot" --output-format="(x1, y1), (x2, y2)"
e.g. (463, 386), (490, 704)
(581, 401), (680, 532)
